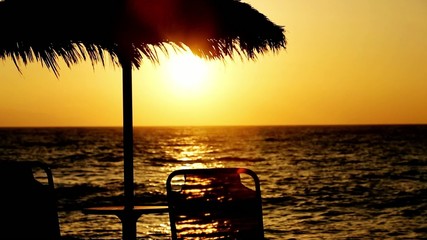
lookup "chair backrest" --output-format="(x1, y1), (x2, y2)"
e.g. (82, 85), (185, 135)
(166, 168), (264, 240)
(0, 160), (61, 239)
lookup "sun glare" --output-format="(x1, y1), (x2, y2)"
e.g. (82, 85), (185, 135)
(164, 52), (211, 94)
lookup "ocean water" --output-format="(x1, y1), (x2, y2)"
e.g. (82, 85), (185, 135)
(1, 125), (426, 239)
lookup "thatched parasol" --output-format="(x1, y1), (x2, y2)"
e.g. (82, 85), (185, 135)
(1, 0), (286, 238)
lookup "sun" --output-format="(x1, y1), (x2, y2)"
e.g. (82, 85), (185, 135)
(164, 52), (210, 94)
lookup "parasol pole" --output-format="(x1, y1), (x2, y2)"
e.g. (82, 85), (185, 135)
(122, 56), (134, 210)
(122, 55), (136, 239)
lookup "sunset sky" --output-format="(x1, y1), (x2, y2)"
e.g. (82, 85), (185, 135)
(1, 0), (427, 127)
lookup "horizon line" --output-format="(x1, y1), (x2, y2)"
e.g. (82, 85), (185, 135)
(1, 123), (427, 128)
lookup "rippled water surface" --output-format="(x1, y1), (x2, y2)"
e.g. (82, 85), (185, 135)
(1, 125), (426, 239)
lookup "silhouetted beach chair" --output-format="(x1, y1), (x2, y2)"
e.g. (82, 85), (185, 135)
(166, 168), (264, 240)
(0, 160), (61, 239)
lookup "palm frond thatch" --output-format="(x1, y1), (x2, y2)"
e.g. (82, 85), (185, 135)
(0, 0), (286, 76)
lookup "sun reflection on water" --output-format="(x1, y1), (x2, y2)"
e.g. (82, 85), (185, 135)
(166, 140), (226, 170)
(177, 145), (224, 167)
(174, 145), (207, 161)
(160, 135), (212, 162)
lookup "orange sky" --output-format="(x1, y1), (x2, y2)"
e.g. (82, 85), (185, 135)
(1, 0), (427, 127)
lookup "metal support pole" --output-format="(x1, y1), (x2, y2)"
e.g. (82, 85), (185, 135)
(122, 58), (135, 240)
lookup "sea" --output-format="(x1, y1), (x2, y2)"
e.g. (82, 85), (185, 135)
(1, 125), (426, 239)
